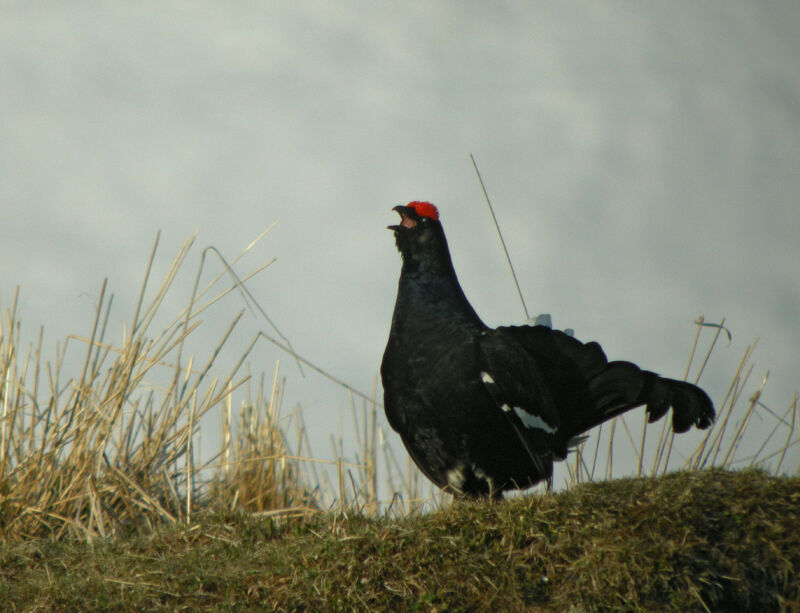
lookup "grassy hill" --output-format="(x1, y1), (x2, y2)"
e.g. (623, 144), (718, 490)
(2, 468), (797, 612)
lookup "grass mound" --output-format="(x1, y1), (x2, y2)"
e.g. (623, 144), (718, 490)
(1, 469), (797, 611)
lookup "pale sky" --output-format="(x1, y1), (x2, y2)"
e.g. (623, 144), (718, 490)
(2, 2), (798, 489)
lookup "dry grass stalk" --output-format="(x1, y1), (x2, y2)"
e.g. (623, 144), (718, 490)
(207, 362), (317, 514)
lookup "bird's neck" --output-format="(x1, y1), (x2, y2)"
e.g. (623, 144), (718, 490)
(392, 255), (486, 335)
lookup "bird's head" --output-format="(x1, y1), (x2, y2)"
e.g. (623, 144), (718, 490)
(388, 201), (448, 264)
(389, 201), (440, 230)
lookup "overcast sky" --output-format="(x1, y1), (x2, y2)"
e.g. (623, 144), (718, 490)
(2, 2), (798, 486)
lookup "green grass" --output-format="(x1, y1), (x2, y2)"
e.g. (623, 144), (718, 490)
(1, 469), (797, 612)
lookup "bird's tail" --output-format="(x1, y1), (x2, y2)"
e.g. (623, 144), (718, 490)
(581, 361), (715, 434)
(496, 325), (715, 438)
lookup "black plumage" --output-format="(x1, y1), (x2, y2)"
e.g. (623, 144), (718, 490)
(381, 201), (715, 498)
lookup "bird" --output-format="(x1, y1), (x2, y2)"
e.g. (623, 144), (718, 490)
(381, 201), (715, 498)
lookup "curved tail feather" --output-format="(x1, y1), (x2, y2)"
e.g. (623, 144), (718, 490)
(577, 361), (715, 436)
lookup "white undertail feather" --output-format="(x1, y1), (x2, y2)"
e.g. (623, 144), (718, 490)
(472, 464), (495, 494)
(446, 465), (466, 491)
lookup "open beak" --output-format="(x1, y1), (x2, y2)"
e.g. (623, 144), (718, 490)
(388, 205), (416, 231)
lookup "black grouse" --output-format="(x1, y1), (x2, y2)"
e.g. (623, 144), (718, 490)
(381, 201), (715, 498)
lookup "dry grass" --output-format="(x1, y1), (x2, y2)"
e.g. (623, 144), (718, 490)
(0, 231), (319, 541)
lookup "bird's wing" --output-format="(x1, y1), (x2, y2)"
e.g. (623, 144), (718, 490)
(475, 330), (567, 466)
